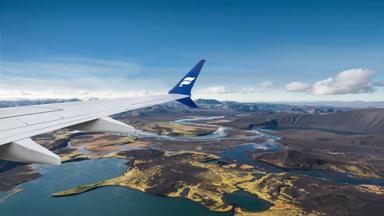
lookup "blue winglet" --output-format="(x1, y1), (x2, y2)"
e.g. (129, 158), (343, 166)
(169, 59), (205, 96)
(177, 97), (198, 108)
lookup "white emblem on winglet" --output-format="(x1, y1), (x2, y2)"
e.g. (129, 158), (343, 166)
(179, 77), (195, 87)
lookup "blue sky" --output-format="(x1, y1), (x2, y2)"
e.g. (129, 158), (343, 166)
(0, 0), (383, 101)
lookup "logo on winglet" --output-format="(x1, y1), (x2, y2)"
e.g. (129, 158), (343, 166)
(179, 77), (195, 87)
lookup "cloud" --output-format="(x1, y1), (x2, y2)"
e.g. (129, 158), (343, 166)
(0, 57), (182, 99)
(286, 82), (310, 92)
(198, 86), (265, 94)
(239, 87), (264, 93)
(286, 68), (381, 95)
(260, 81), (274, 88)
(198, 86), (233, 94)
(0, 89), (159, 100)
(2, 58), (143, 79)
(312, 68), (375, 95)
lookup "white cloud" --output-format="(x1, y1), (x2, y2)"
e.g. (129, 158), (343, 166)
(2, 58), (142, 79)
(198, 86), (233, 94)
(286, 82), (310, 92)
(312, 68), (375, 95)
(260, 81), (274, 88)
(198, 86), (265, 94)
(0, 57), (178, 99)
(239, 87), (264, 93)
(286, 68), (381, 95)
(0, 89), (160, 100)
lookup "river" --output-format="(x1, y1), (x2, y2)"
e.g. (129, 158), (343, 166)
(0, 115), (383, 216)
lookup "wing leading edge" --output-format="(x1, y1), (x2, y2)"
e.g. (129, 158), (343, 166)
(0, 60), (205, 165)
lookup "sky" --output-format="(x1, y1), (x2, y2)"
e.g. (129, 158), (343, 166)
(0, 0), (383, 102)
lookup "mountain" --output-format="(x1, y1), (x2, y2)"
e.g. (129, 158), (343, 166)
(231, 108), (384, 134)
(0, 98), (348, 118)
(275, 108), (384, 134)
(3, 98), (375, 134)
(0, 99), (79, 108)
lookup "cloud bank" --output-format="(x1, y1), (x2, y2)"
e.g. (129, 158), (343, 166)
(286, 68), (381, 95)
(239, 87), (264, 93)
(0, 58), (178, 99)
(197, 86), (264, 94)
(286, 82), (310, 92)
(198, 86), (233, 94)
(312, 68), (375, 95)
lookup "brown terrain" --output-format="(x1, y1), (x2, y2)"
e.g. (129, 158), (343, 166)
(52, 148), (384, 216)
(215, 109), (384, 180)
(0, 100), (384, 215)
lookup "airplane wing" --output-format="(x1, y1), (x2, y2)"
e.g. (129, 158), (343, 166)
(0, 60), (205, 165)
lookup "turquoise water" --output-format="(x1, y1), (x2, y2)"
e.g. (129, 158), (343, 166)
(0, 158), (267, 216)
(220, 143), (384, 187)
(2, 150), (381, 216)
(2, 115), (382, 216)
(0, 116), (276, 216)
(224, 190), (270, 212)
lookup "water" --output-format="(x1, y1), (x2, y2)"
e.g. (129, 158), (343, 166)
(174, 116), (384, 186)
(174, 116), (226, 127)
(220, 143), (384, 186)
(0, 116), (275, 216)
(224, 190), (270, 212)
(102, 117), (384, 187)
(1, 115), (383, 216)
(123, 116), (277, 143)
(295, 169), (384, 186)
(220, 143), (283, 173)
(0, 158), (231, 216)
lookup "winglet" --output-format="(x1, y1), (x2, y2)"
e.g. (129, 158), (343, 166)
(169, 59), (205, 96)
(177, 97), (198, 108)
